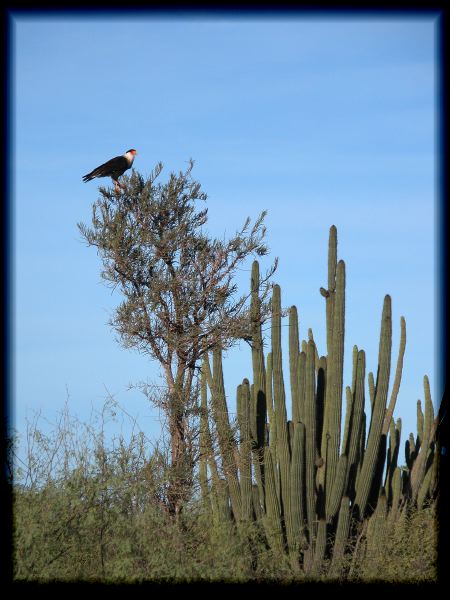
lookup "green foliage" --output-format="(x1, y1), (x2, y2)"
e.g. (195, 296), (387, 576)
(12, 389), (438, 583)
(78, 162), (277, 515)
(13, 224), (440, 582)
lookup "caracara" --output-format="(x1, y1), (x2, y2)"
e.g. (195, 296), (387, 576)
(82, 149), (137, 192)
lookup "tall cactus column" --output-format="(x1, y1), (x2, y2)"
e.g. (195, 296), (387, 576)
(271, 284), (294, 552)
(237, 379), (254, 522)
(250, 261), (267, 506)
(354, 295), (392, 519)
(205, 348), (243, 522)
(304, 338), (317, 542)
(289, 306), (301, 425)
(317, 226), (345, 521)
(324, 259), (345, 507)
(344, 350), (366, 502)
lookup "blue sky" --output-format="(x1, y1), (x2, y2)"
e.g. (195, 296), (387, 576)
(12, 14), (439, 458)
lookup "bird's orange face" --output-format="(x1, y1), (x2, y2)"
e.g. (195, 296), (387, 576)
(129, 149), (137, 156)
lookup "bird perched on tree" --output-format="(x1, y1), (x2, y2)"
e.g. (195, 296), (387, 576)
(82, 149), (137, 192)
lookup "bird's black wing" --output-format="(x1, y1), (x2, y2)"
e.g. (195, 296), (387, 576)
(82, 155), (128, 181)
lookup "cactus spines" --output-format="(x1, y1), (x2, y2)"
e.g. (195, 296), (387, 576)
(354, 295), (392, 519)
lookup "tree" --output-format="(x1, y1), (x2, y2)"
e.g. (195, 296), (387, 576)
(78, 160), (277, 515)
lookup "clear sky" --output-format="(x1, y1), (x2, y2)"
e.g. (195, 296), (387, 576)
(11, 13), (439, 458)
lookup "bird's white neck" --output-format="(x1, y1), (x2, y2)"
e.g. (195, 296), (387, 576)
(124, 151), (135, 164)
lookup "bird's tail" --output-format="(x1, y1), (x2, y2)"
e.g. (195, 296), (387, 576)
(83, 165), (106, 182)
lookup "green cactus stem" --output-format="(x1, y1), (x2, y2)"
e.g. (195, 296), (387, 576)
(297, 350), (307, 425)
(304, 338), (317, 539)
(329, 496), (351, 579)
(206, 348), (243, 522)
(271, 284), (295, 551)
(311, 519), (327, 576)
(263, 446), (285, 554)
(289, 306), (301, 425)
(416, 399), (424, 450)
(410, 375), (435, 502)
(237, 380), (253, 522)
(250, 261), (267, 449)
(385, 418), (401, 506)
(345, 350), (366, 501)
(325, 225), (337, 355)
(382, 316), (406, 435)
(368, 372), (375, 414)
(326, 454), (348, 522)
(265, 352), (276, 451)
(354, 295), (392, 519)
(290, 421), (306, 551)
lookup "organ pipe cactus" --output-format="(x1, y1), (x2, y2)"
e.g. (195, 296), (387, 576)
(304, 338), (317, 540)
(354, 295), (392, 519)
(289, 306), (301, 425)
(202, 224), (437, 578)
(237, 380), (253, 521)
(205, 348), (243, 522)
(324, 259), (345, 503)
(250, 261), (267, 450)
(329, 496), (351, 578)
(271, 284), (295, 552)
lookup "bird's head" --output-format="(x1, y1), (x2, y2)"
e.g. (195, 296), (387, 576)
(126, 149), (137, 156)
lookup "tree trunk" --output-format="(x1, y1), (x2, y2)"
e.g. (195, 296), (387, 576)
(166, 376), (194, 517)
